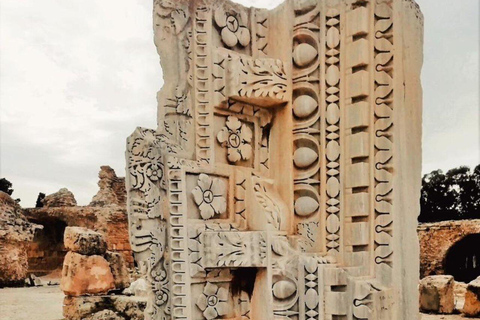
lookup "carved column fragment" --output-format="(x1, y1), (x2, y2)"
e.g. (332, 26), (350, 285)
(126, 0), (423, 319)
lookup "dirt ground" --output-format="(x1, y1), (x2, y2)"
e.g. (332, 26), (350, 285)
(0, 286), (64, 320)
(0, 286), (474, 320)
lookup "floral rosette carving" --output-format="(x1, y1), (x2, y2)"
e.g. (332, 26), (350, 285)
(196, 282), (229, 319)
(145, 162), (163, 182)
(217, 116), (253, 163)
(214, 7), (251, 48)
(192, 174), (227, 220)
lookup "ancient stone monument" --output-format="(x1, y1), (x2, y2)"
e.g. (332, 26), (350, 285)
(126, 0), (423, 319)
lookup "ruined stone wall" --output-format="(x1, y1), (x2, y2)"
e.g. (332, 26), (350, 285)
(0, 192), (41, 286)
(418, 220), (480, 278)
(24, 166), (133, 275)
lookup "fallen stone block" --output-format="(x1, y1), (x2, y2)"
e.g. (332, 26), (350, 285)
(105, 251), (131, 290)
(64, 227), (107, 255)
(63, 295), (146, 320)
(419, 275), (455, 314)
(61, 251), (115, 296)
(463, 277), (480, 317)
(63, 296), (107, 320)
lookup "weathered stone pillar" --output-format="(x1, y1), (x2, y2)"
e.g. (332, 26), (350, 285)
(126, 0), (423, 319)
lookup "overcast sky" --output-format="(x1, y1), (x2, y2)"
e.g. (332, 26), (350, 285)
(1, 0), (478, 207)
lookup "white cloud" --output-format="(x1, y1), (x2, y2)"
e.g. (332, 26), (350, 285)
(0, 0), (478, 206)
(417, 0), (480, 174)
(0, 0), (159, 206)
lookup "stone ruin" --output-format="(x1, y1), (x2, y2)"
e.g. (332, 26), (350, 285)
(61, 226), (145, 320)
(25, 166), (133, 276)
(417, 220), (480, 317)
(419, 219), (480, 282)
(125, 0), (423, 320)
(0, 166), (133, 287)
(0, 191), (41, 287)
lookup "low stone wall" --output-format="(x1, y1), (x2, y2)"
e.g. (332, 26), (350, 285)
(418, 219), (480, 279)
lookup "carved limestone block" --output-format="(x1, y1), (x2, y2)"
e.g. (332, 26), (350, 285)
(126, 0), (424, 319)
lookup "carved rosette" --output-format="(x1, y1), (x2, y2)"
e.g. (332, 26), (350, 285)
(196, 282), (230, 319)
(192, 174), (227, 219)
(217, 116), (253, 163)
(214, 6), (251, 48)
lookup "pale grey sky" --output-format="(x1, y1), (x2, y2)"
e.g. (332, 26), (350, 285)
(0, 0), (478, 207)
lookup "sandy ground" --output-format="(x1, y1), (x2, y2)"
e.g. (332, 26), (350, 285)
(0, 286), (64, 320)
(0, 286), (474, 320)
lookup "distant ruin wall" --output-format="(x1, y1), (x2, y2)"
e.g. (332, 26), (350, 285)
(25, 205), (133, 273)
(418, 220), (480, 279)
(24, 166), (133, 276)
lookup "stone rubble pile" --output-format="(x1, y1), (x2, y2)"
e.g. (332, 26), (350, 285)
(61, 226), (145, 320)
(419, 275), (480, 317)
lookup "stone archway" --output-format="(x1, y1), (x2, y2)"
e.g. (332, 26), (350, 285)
(444, 234), (480, 283)
(418, 219), (480, 278)
(27, 218), (67, 275)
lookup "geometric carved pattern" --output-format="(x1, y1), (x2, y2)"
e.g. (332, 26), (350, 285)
(126, 0), (423, 319)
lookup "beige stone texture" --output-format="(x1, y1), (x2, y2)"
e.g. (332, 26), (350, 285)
(60, 251), (115, 296)
(64, 227), (108, 256)
(126, 0), (424, 319)
(419, 276), (455, 314)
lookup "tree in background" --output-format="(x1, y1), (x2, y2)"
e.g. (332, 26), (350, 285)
(35, 192), (46, 208)
(419, 164), (480, 223)
(0, 178), (14, 195)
